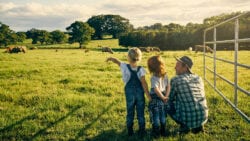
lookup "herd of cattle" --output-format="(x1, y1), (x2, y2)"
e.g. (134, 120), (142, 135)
(3, 45), (213, 54)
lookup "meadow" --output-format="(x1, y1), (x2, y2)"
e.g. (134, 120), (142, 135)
(0, 39), (249, 141)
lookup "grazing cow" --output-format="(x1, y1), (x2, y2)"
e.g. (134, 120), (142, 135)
(139, 47), (149, 52)
(195, 45), (213, 53)
(152, 47), (161, 52)
(29, 46), (38, 50)
(84, 49), (89, 53)
(102, 47), (114, 54)
(5, 46), (27, 53)
(188, 47), (192, 52)
(139, 47), (160, 52)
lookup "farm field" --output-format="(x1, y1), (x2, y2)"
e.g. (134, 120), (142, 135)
(0, 40), (249, 141)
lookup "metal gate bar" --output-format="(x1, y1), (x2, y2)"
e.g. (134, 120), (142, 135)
(203, 11), (250, 123)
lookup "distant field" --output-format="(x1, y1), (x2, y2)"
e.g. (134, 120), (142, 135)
(0, 40), (249, 140)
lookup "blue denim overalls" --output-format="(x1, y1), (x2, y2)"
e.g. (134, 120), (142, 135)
(125, 64), (145, 132)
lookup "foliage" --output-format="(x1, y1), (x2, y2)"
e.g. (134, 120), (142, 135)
(0, 22), (18, 47)
(16, 32), (27, 43)
(66, 21), (95, 48)
(119, 11), (250, 50)
(50, 30), (67, 44)
(26, 28), (51, 45)
(87, 14), (132, 39)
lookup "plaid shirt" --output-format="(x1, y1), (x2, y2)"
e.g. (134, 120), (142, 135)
(168, 73), (208, 128)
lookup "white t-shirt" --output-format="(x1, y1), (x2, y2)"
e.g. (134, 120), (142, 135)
(150, 75), (169, 94)
(120, 62), (146, 84)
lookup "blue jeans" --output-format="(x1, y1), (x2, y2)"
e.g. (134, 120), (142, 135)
(125, 86), (145, 130)
(149, 99), (166, 128)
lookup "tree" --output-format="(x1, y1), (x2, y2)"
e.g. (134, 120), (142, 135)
(38, 30), (50, 45)
(66, 21), (95, 48)
(87, 15), (105, 39)
(26, 28), (50, 44)
(87, 14), (132, 39)
(0, 22), (17, 47)
(50, 30), (67, 44)
(16, 32), (27, 42)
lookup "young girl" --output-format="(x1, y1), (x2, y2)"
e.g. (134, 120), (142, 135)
(147, 55), (170, 137)
(106, 47), (151, 136)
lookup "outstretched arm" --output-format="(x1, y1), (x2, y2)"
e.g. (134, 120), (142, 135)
(106, 57), (121, 66)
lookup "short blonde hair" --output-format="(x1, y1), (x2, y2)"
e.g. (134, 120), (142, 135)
(128, 47), (142, 62)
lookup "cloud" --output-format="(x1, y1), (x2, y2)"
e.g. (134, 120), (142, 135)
(0, 0), (249, 31)
(0, 2), (98, 31)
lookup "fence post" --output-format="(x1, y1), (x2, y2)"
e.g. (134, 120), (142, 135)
(203, 31), (206, 80)
(234, 18), (239, 107)
(213, 28), (217, 88)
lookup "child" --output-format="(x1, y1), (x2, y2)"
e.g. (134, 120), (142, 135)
(147, 55), (170, 137)
(106, 47), (151, 136)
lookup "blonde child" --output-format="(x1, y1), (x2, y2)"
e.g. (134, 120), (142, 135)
(106, 47), (151, 136)
(147, 55), (170, 137)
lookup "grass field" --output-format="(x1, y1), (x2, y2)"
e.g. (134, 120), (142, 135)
(0, 40), (249, 141)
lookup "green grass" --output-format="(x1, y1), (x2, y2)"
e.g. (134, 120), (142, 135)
(0, 40), (249, 141)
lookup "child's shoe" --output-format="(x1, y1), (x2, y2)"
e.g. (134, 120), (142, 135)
(151, 127), (160, 138)
(127, 127), (134, 136)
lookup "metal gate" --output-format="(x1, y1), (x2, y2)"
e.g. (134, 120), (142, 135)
(203, 11), (250, 123)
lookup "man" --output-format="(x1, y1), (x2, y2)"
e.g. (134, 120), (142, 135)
(167, 56), (208, 134)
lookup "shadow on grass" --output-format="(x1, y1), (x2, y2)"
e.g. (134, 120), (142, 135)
(88, 129), (154, 141)
(87, 128), (186, 141)
(0, 114), (36, 133)
(73, 102), (116, 140)
(30, 106), (82, 140)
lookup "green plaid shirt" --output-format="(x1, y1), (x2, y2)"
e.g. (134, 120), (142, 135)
(168, 73), (208, 128)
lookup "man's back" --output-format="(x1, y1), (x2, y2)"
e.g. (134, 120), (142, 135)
(169, 73), (208, 128)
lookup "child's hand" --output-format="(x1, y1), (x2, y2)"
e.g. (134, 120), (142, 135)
(147, 95), (152, 102)
(162, 96), (169, 103)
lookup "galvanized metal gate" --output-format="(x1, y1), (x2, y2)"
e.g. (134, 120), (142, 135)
(203, 11), (250, 123)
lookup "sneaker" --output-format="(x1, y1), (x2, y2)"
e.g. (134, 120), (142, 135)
(191, 126), (204, 134)
(138, 129), (147, 137)
(178, 125), (190, 134)
(151, 127), (160, 138)
(160, 125), (168, 137)
(128, 127), (134, 136)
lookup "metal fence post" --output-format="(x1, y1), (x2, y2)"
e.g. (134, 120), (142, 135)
(203, 31), (206, 80)
(213, 28), (217, 88)
(234, 19), (239, 107)
(203, 12), (250, 122)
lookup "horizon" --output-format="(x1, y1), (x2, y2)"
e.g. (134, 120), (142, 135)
(0, 0), (250, 32)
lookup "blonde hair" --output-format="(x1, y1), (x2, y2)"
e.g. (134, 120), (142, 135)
(128, 47), (142, 62)
(148, 56), (166, 77)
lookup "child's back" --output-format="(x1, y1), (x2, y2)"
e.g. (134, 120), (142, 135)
(106, 47), (150, 137)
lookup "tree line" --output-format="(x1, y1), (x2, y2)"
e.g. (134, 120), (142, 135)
(0, 12), (249, 49)
(120, 12), (250, 50)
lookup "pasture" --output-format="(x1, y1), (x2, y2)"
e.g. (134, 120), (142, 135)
(0, 40), (249, 141)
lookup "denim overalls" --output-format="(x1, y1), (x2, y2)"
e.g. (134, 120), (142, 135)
(124, 64), (145, 132)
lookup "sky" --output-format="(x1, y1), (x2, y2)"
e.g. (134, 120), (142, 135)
(0, 0), (249, 32)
